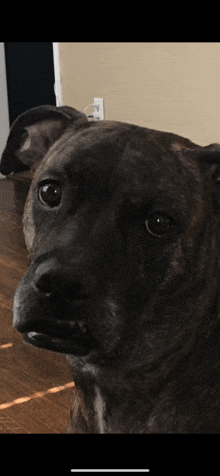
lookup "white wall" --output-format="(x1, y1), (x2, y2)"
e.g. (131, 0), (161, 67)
(0, 42), (9, 178)
(52, 42), (63, 107)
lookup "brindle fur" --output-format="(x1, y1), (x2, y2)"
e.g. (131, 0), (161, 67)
(2, 105), (220, 433)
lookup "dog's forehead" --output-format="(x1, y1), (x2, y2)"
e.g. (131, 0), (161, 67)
(34, 122), (202, 200)
(38, 121), (135, 172)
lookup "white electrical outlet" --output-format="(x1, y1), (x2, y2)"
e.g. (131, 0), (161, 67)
(92, 98), (104, 120)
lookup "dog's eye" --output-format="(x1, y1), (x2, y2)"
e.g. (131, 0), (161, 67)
(38, 182), (61, 208)
(145, 212), (176, 237)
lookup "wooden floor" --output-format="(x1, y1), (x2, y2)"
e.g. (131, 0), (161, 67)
(0, 173), (74, 433)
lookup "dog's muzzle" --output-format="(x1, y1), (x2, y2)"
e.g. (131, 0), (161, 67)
(13, 258), (99, 355)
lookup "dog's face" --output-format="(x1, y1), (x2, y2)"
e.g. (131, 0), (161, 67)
(2, 106), (220, 370)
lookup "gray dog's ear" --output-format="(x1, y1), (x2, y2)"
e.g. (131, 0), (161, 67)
(0, 105), (88, 175)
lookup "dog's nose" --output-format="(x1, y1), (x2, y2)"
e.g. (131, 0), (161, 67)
(33, 258), (84, 299)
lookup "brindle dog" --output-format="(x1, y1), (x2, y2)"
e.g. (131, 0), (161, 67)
(1, 105), (220, 433)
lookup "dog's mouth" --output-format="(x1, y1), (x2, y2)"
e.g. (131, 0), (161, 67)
(22, 320), (98, 355)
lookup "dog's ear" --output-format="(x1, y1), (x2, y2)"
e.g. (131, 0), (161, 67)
(194, 143), (220, 177)
(192, 143), (220, 212)
(195, 143), (220, 164)
(0, 105), (88, 175)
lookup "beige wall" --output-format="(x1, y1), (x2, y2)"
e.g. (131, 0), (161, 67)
(59, 42), (220, 146)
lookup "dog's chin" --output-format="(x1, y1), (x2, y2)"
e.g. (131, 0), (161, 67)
(21, 321), (98, 356)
